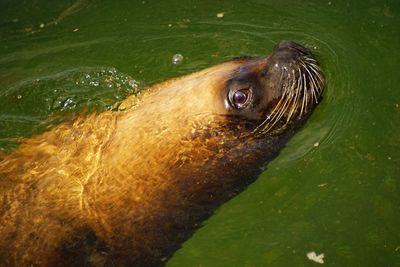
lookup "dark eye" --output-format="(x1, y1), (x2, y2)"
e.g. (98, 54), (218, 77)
(230, 88), (252, 109)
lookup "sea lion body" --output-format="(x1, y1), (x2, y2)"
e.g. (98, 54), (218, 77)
(0, 41), (324, 266)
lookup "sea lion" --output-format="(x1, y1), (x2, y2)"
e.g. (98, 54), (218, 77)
(0, 41), (324, 267)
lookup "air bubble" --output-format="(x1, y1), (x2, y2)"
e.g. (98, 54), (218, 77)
(172, 54), (184, 65)
(129, 80), (139, 91)
(62, 98), (76, 110)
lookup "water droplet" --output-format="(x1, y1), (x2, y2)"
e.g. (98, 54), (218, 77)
(172, 54), (184, 65)
(62, 98), (76, 110)
(17, 94), (22, 99)
(129, 80), (138, 89)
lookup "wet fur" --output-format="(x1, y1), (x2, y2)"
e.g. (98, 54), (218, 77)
(0, 47), (323, 266)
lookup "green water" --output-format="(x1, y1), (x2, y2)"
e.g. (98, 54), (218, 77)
(1, 0), (399, 266)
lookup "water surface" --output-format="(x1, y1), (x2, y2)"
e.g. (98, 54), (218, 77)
(1, 0), (399, 266)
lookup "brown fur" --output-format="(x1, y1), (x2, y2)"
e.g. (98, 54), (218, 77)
(0, 42), (323, 266)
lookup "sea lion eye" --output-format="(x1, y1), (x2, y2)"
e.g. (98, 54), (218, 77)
(230, 88), (252, 109)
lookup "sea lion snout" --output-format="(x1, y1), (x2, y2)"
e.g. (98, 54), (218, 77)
(275, 40), (311, 56)
(268, 41), (314, 67)
(249, 41), (324, 135)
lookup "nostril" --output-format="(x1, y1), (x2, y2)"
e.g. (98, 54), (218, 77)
(278, 40), (311, 55)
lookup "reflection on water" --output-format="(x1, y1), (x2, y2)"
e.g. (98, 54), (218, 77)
(0, 67), (139, 151)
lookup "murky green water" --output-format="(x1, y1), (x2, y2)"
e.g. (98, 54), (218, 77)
(1, 0), (399, 266)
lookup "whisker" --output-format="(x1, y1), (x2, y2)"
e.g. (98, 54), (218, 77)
(253, 72), (287, 133)
(253, 54), (323, 136)
(300, 76), (306, 117)
(261, 84), (293, 133)
(286, 68), (302, 122)
(303, 65), (317, 91)
(308, 73), (318, 104)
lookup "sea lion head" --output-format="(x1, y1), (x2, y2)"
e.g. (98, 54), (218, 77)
(217, 40), (324, 137)
(124, 41), (323, 143)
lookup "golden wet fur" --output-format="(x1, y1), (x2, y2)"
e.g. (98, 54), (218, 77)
(0, 61), (256, 266)
(0, 42), (324, 266)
